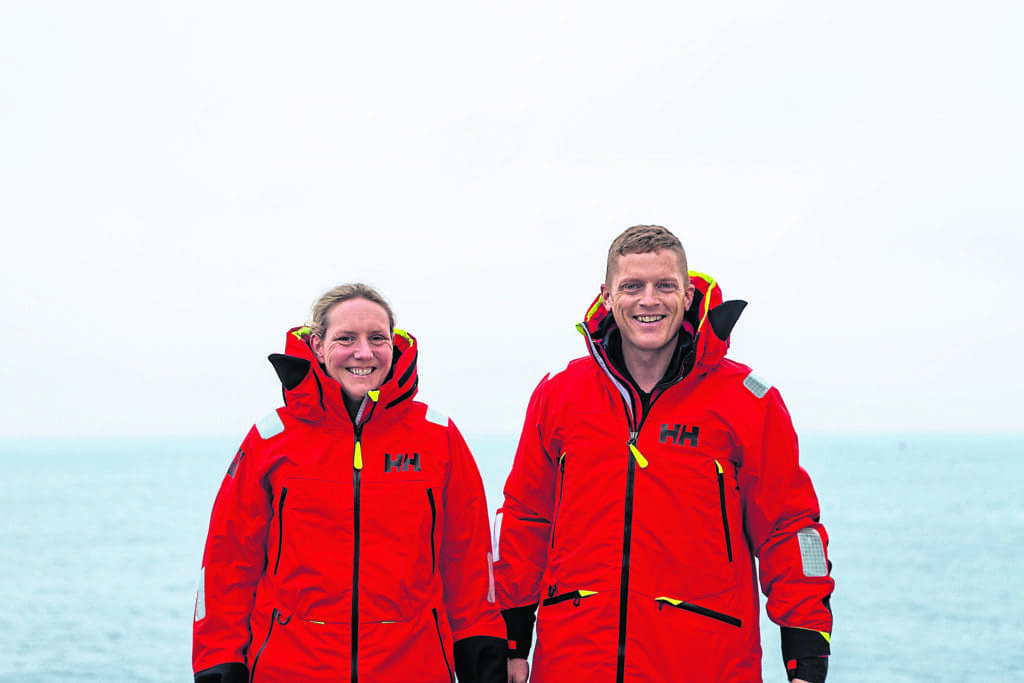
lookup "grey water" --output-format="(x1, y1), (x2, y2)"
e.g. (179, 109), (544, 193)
(1, 434), (1021, 682)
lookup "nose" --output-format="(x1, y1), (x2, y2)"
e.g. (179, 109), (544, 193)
(353, 338), (373, 359)
(639, 283), (658, 305)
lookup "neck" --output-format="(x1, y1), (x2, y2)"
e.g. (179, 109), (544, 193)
(343, 393), (363, 422)
(621, 338), (677, 393)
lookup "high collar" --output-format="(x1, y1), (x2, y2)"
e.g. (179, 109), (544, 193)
(577, 271), (747, 386)
(267, 325), (419, 429)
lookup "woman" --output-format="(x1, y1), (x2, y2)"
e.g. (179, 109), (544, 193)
(193, 283), (506, 682)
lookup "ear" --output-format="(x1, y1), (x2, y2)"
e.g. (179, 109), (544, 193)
(310, 334), (325, 362)
(600, 283), (612, 311)
(683, 283), (695, 311)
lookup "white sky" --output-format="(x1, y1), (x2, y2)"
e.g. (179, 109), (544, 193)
(1, 1), (1021, 437)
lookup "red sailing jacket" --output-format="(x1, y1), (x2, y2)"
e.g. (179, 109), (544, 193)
(494, 273), (834, 683)
(193, 326), (506, 683)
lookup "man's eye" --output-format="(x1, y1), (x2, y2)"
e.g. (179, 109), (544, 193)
(621, 283), (641, 292)
(657, 282), (678, 292)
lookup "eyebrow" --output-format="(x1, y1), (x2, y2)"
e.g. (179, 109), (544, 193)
(334, 328), (390, 336)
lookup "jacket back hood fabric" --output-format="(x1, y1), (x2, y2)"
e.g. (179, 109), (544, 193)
(494, 272), (834, 683)
(193, 326), (506, 682)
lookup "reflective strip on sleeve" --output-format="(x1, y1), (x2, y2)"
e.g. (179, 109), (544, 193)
(194, 567), (206, 621)
(797, 527), (828, 577)
(487, 552), (496, 603)
(492, 512), (503, 562)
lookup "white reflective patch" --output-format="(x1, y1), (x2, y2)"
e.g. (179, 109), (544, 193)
(486, 552), (496, 603)
(492, 512), (504, 562)
(797, 527), (828, 577)
(425, 405), (449, 427)
(743, 371), (772, 399)
(194, 567), (206, 621)
(256, 410), (285, 439)
(546, 360), (571, 381)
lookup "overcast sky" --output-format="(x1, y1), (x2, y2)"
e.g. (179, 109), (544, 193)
(2, 1), (1021, 438)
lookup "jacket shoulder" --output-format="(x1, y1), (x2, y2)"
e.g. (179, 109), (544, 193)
(404, 400), (457, 432)
(540, 355), (596, 391)
(253, 407), (287, 440)
(711, 359), (779, 401)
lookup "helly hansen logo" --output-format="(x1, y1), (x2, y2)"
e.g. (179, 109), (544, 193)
(659, 424), (700, 447)
(385, 452), (421, 473)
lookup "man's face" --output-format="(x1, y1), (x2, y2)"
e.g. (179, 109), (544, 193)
(601, 250), (694, 359)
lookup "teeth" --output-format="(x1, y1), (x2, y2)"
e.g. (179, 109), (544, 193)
(347, 368), (373, 376)
(636, 315), (664, 323)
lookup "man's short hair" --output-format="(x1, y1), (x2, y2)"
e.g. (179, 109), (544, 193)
(605, 225), (688, 285)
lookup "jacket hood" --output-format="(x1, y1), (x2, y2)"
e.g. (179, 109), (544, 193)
(577, 271), (747, 379)
(267, 325), (419, 427)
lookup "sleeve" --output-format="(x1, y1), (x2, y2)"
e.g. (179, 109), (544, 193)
(440, 421), (508, 683)
(192, 426), (272, 679)
(737, 388), (834, 676)
(492, 376), (559, 659)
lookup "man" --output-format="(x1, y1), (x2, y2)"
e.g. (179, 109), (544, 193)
(494, 225), (833, 682)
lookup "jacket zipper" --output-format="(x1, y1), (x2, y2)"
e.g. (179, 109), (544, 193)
(351, 428), (363, 683)
(250, 608), (291, 681)
(432, 608), (455, 683)
(655, 596), (741, 627)
(616, 431), (638, 683)
(550, 453), (567, 549)
(714, 461), (733, 562)
(585, 328), (699, 683)
(427, 488), (437, 573)
(273, 487), (288, 574)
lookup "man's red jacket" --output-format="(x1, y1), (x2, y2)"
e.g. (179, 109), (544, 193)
(193, 327), (505, 682)
(494, 273), (834, 682)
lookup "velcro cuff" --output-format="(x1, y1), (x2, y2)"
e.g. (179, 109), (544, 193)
(501, 603), (538, 659)
(787, 655), (828, 683)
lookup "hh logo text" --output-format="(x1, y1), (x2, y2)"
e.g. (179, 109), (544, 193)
(385, 452), (421, 473)
(659, 424), (700, 448)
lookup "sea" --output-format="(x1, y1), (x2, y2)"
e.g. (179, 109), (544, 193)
(1, 433), (1021, 682)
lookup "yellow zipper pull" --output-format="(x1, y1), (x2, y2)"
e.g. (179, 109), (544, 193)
(354, 440), (363, 470)
(629, 444), (648, 468)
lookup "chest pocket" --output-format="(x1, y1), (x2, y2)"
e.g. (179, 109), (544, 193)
(358, 478), (436, 623)
(271, 476), (436, 623)
(631, 416), (742, 601)
(272, 477), (354, 621)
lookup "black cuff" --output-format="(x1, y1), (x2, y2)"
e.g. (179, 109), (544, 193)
(454, 635), (507, 683)
(787, 656), (828, 683)
(194, 662), (249, 683)
(780, 626), (831, 660)
(501, 603), (538, 659)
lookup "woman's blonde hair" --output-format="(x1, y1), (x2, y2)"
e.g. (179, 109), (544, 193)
(310, 283), (395, 338)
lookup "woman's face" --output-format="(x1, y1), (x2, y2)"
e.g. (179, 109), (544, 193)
(311, 298), (394, 407)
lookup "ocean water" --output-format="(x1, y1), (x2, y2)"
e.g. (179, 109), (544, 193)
(1, 433), (1021, 682)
